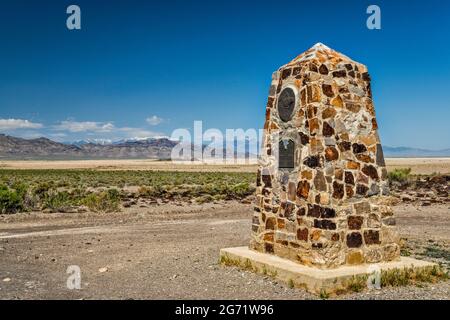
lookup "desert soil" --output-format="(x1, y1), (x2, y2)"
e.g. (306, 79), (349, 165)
(1, 158), (450, 174)
(0, 202), (448, 300)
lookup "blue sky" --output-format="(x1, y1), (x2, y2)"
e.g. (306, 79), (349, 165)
(0, 0), (449, 148)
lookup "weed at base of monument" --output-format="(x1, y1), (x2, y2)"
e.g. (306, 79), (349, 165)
(381, 265), (448, 287)
(319, 289), (330, 299)
(341, 265), (449, 294)
(337, 265), (448, 295)
(344, 275), (368, 293)
(219, 254), (277, 278)
(288, 278), (295, 289)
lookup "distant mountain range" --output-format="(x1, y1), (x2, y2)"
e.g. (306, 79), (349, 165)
(0, 134), (449, 160)
(382, 146), (450, 158)
(0, 134), (177, 160)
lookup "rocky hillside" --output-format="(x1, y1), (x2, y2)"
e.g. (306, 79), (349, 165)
(0, 134), (177, 159)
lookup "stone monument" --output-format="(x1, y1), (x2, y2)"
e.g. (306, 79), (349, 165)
(250, 43), (399, 268)
(220, 43), (436, 293)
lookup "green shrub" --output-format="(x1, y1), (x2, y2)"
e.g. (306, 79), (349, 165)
(387, 168), (411, 184)
(0, 184), (24, 214)
(83, 189), (121, 213)
(42, 190), (76, 212)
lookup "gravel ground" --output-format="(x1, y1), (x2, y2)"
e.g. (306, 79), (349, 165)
(0, 202), (448, 300)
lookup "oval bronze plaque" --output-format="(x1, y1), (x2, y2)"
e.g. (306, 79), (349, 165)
(277, 88), (295, 122)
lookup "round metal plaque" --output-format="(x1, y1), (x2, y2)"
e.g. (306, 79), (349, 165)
(277, 88), (295, 122)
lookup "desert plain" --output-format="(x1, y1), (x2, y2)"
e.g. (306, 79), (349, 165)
(0, 158), (448, 299)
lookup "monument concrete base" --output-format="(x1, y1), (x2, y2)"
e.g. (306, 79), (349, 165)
(220, 246), (437, 295)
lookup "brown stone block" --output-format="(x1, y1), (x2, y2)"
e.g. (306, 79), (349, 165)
(356, 154), (374, 163)
(346, 250), (364, 265)
(281, 68), (292, 79)
(319, 64), (329, 75)
(289, 241), (300, 249)
(309, 118), (320, 135)
(285, 202), (295, 220)
(331, 232), (340, 241)
(288, 182), (296, 201)
(345, 103), (361, 113)
(314, 219), (337, 230)
(356, 184), (369, 196)
(335, 168), (344, 180)
(346, 232), (363, 248)
(269, 122), (279, 130)
(322, 107), (336, 119)
(307, 204), (321, 218)
(383, 243), (400, 261)
(264, 242), (274, 253)
(363, 230), (381, 245)
(297, 228), (309, 241)
(296, 180), (310, 200)
(380, 205), (394, 217)
(332, 181), (344, 199)
(263, 232), (274, 242)
(300, 88), (307, 106)
(303, 155), (322, 168)
(348, 216), (364, 230)
(292, 67), (302, 77)
(331, 95), (343, 107)
(381, 226), (400, 245)
(266, 97), (275, 110)
(346, 160), (360, 170)
(360, 134), (377, 146)
(325, 146), (339, 161)
(367, 213), (381, 228)
(345, 185), (354, 198)
(307, 105), (318, 118)
(353, 201), (370, 214)
(310, 137), (324, 153)
(332, 70), (347, 78)
(321, 207), (336, 218)
(319, 192), (330, 205)
(309, 63), (318, 73)
(371, 117), (378, 130)
(265, 217), (276, 230)
(362, 164), (379, 181)
(344, 171), (355, 185)
(301, 170), (313, 180)
(322, 122), (335, 137)
(313, 170), (327, 192)
(322, 84), (334, 98)
(356, 172), (369, 184)
(310, 229), (322, 241)
(307, 84), (321, 103)
(338, 141), (351, 152)
(277, 218), (286, 229)
(297, 206), (306, 217)
(299, 131), (309, 145)
(352, 143), (367, 154)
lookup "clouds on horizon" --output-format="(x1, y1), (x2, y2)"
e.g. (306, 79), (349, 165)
(146, 115), (164, 126)
(0, 118), (166, 142)
(0, 118), (43, 130)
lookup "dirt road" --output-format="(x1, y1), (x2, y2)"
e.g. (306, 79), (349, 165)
(0, 202), (449, 300)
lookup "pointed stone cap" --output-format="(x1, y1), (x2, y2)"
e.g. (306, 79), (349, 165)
(281, 43), (367, 72)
